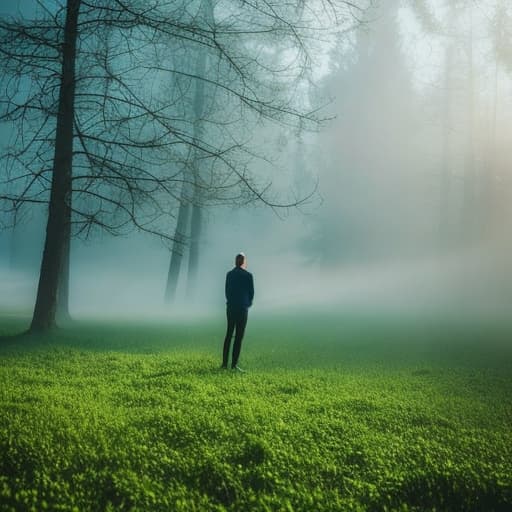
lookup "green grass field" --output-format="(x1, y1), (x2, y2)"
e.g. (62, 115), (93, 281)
(0, 312), (511, 511)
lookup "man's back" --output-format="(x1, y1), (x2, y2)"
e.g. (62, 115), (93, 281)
(222, 253), (253, 370)
(225, 266), (254, 310)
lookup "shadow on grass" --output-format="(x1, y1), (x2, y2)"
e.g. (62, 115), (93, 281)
(146, 363), (229, 379)
(0, 314), (222, 355)
(0, 329), (74, 354)
(0, 330), (41, 346)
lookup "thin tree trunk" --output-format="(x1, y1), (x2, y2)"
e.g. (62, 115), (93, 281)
(164, 181), (191, 303)
(166, 0), (213, 303)
(439, 37), (454, 247)
(186, 121), (205, 299)
(462, 6), (476, 242)
(186, 203), (202, 298)
(437, 0), (461, 249)
(30, 0), (80, 332)
(9, 223), (17, 271)
(487, 0), (503, 238)
(485, 54), (499, 238)
(185, 0), (213, 299)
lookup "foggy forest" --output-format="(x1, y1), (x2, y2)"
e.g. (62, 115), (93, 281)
(2, 0), (511, 324)
(0, 1), (511, 511)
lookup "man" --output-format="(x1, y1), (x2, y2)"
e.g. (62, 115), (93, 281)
(222, 252), (254, 371)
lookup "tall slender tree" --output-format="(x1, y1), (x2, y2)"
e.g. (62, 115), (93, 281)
(30, 0), (79, 331)
(462, 3), (476, 240)
(165, 0), (214, 303)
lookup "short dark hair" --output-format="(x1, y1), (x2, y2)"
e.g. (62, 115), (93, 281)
(235, 253), (245, 267)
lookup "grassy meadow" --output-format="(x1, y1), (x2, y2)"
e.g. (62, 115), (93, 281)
(0, 312), (511, 511)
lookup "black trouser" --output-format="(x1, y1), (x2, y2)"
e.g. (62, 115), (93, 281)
(222, 306), (248, 368)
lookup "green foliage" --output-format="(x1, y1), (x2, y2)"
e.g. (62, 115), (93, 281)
(0, 314), (511, 511)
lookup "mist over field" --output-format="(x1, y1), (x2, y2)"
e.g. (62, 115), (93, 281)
(2, 0), (512, 326)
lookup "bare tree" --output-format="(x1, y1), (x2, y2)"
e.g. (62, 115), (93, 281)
(30, 0), (78, 332)
(165, 0), (214, 303)
(0, 0), (367, 331)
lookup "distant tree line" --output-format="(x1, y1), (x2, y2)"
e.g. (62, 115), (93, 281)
(304, 0), (512, 264)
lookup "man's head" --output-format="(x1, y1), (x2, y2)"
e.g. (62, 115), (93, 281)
(235, 252), (246, 269)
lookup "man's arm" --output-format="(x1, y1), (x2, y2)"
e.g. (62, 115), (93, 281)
(248, 273), (254, 307)
(225, 272), (230, 302)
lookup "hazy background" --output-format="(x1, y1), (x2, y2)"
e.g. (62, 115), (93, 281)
(2, 0), (512, 322)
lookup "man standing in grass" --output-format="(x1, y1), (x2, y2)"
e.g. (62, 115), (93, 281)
(222, 252), (254, 371)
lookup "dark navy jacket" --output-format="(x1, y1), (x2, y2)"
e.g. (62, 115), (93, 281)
(225, 267), (254, 310)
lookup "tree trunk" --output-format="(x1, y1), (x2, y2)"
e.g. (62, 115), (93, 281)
(9, 223), (17, 271)
(30, 0), (80, 332)
(439, 34), (454, 247)
(164, 182), (191, 303)
(166, 0), (213, 303)
(462, 6), (476, 242)
(186, 203), (202, 298)
(56, 222), (72, 323)
(185, 0), (213, 299)
(486, 0), (503, 238)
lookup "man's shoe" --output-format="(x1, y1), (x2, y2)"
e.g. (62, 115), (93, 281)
(220, 364), (228, 370)
(231, 365), (246, 373)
